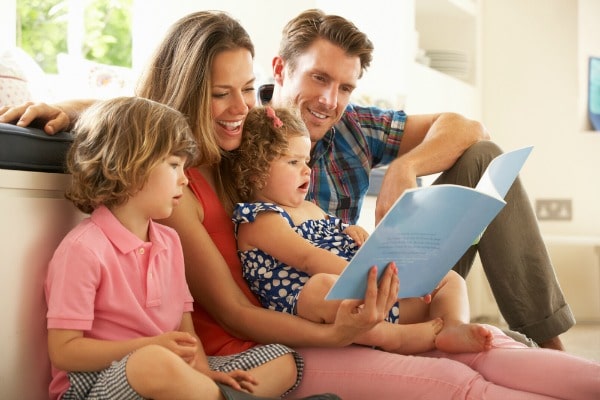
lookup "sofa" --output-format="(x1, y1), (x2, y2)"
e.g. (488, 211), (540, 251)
(0, 121), (80, 399)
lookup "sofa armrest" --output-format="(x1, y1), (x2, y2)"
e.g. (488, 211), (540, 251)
(0, 122), (73, 173)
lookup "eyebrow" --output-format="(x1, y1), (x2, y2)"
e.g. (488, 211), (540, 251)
(213, 77), (256, 89)
(317, 70), (357, 93)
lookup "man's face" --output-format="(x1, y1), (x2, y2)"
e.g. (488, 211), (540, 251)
(275, 38), (361, 144)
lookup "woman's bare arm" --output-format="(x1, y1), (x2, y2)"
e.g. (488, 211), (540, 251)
(160, 186), (397, 348)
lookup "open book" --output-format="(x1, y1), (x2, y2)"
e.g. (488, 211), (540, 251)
(326, 145), (533, 300)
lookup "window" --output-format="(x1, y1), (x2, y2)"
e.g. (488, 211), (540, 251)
(17, 0), (132, 74)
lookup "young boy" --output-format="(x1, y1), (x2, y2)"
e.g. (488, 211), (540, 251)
(45, 97), (308, 400)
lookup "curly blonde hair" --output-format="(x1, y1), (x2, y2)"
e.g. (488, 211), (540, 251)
(232, 106), (309, 202)
(66, 96), (198, 214)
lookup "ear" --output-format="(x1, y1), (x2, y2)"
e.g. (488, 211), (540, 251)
(271, 56), (285, 86)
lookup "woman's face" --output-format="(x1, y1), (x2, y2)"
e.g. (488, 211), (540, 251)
(211, 48), (256, 151)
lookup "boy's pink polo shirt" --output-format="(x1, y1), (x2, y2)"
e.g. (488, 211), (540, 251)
(45, 205), (193, 399)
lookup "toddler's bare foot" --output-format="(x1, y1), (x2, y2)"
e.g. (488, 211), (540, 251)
(382, 318), (444, 355)
(435, 323), (493, 353)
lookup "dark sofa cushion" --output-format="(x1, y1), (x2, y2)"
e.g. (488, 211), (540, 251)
(0, 122), (73, 173)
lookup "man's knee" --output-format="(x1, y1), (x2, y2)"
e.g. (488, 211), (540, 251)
(460, 140), (503, 165)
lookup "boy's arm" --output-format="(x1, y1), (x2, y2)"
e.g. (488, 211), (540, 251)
(178, 312), (210, 372)
(47, 328), (198, 372)
(178, 312), (259, 392)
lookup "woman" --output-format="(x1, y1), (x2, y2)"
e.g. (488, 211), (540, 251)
(2, 10), (599, 400)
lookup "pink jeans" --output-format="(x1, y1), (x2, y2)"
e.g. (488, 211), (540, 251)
(288, 326), (599, 400)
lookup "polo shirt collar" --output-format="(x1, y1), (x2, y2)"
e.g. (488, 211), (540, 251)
(90, 205), (167, 254)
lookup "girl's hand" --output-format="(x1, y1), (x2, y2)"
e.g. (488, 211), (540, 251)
(207, 370), (258, 393)
(343, 225), (370, 246)
(153, 331), (198, 364)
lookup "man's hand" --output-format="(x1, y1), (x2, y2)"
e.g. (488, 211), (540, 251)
(0, 101), (71, 134)
(375, 161), (418, 225)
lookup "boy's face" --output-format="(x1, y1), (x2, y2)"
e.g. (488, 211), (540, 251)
(274, 38), (361, 145)
(133, 155), (188, 220)
(255, 135), (311, 208)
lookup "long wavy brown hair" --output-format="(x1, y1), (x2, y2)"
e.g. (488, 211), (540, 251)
(136, 11), (255, 211)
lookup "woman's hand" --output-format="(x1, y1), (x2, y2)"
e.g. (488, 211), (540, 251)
(333, 262), (399, 345)
(207, 369), (258, 393)
(0, 101), (71, 134)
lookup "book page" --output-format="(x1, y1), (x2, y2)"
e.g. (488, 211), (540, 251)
(326, 146), (533, 300)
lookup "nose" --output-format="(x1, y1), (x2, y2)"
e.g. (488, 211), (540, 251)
(179, 168), (189, 186)
(302, 163), (311, 175)
(231, 90), (250, 115)
(318, 86), (338, 110)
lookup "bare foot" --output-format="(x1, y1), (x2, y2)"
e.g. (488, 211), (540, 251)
(538, 336), (565, 351)
(435, 323), (493, 353)
(381, 318), (444, 355)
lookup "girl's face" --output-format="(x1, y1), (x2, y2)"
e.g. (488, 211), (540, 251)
(211, 48), (256, 151)
(255, 135), (312, 208)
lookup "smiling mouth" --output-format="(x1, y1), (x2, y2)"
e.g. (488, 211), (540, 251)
(217, 120), (243, 131)
(308, 109), (328, 120)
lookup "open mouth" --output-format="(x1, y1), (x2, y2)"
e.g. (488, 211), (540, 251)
(217, 120), (243, 132)
(299, 181), (309, 190)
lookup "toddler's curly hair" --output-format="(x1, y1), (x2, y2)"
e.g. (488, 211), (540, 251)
(232, 106), (309, 202)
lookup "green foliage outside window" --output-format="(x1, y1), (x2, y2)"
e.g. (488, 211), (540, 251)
(17, 0), (132, 74)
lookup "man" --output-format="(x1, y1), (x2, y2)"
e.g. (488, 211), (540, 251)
(260, 9), (573, 350)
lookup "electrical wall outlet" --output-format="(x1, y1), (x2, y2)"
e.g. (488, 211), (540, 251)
(535, 199), (572, 221)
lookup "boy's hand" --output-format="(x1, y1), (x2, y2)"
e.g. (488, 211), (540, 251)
(343, 225), (369, 246)
(208, 369), (258, 393)
(154, 331), (198, 364)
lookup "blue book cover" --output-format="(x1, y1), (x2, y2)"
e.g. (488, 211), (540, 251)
(589, 57), (600, 131)
(326, 145), (533, 300)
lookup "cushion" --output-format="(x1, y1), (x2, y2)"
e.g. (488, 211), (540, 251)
(0, 123), (73, 173)
(56, 53), (135, 99)
(0, 47), (50, 106)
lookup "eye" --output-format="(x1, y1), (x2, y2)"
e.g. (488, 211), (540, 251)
(340, 85), (354, 94)
(212, 91), (228, 99)
(313, 74), (326, 83)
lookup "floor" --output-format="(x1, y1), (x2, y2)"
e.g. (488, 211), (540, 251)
(560, 322), (600, 362)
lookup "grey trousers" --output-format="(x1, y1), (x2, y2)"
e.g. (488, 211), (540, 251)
(433, 140), (575, 344)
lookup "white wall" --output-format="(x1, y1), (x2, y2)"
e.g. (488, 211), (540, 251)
(132, 0), (411, 106)
(482, 0), (600, 237)
(0, 1), (16, 49)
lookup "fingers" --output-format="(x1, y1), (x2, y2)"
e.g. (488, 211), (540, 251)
(377, 262), (398, 315)
(0, 102), (69, 135)
(0, 103), (34, 124)
(228, 370), (258, 389)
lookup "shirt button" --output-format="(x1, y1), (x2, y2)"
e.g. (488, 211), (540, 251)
(139, 248), (145, 255)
